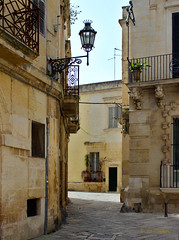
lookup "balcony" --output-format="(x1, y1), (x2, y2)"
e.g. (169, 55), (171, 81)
(160, 163), (179, 189)
(129, 53), (179, 84)
(0, 0), (39, 61)
(82, 171), (103, 183)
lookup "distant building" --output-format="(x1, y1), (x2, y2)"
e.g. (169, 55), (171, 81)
(119, 0), (179, 212)
(0, 0), (79, 239)
(68, 80), (122, 193)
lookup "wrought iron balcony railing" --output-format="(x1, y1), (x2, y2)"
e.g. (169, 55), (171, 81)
(160, 163), (179, 188)
(0, 0), (39, 53)
(65, 65), (79, 96)
(129, 53), (179, 83)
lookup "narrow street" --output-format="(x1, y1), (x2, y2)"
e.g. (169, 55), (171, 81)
(34, 192), (179, 240)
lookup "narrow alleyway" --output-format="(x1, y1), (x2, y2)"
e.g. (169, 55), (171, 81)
(34, 192), (179, 240)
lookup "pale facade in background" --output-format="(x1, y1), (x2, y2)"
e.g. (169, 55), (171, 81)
(0, 0), (79, 239)
(68, 81), (122, 193)
(119, 0), (179, 212)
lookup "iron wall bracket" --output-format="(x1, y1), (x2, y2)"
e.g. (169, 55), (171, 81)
(49, 53), (89, 73)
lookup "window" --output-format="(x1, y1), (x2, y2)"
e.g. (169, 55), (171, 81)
(108, 106), (118, 128)
(172, 118), (179, 187)
(172, 12), (179, 78)
(32, 121), (45, 158)
(27, 198), (40, 217)
(172, 118), (179, 168)
(90, 152), (100, 172)
(33, 0), (45, 35)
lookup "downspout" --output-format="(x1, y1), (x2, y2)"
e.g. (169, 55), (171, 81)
(44, 117), (50, 235)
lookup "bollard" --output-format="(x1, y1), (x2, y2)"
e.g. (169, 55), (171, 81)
(164, 201), (168, 217)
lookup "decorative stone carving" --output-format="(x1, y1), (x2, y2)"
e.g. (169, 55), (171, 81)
(129, 88), (142, 110)
(158, 99), (165, 109)
(170, 101), (177, 111)
(162, 122), (170, 129)
(162, 110), (170, 117)
(162, 145), (170, 153)
(155, 86), (165, 109)
(155, 86), (164, 99)
(162, 134), (169, 141)
(162, 158), (170, 165)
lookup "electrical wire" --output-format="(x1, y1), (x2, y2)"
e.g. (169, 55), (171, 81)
(79, 102), (122, 106)
(80, 127), (107, 137)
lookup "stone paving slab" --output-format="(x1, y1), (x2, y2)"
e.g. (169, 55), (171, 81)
(33, 192), (179, 240)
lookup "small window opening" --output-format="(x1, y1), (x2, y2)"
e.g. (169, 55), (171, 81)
(27, 198), (40, 217)
(32, 0), (45, 35)
(32, 121), (45, 158)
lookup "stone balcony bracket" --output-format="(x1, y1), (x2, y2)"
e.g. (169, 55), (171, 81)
(155, 86), (166, 109)
(129, 87), (143, 110)
(155, 86), (165, 99)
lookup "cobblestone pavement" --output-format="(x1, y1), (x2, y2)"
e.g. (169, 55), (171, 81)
(33, 191), (179, 240)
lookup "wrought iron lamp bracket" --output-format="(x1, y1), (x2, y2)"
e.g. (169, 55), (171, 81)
(126, 0), (135, 26)
(49, 53), (88, 73)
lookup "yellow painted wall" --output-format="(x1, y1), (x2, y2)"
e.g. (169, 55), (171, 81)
(69, 81), (123, 192)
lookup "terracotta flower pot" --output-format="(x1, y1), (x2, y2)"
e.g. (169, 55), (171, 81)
(132, 70), (141, 81)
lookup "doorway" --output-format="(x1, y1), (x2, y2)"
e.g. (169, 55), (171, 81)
(109, 167), (117, 191)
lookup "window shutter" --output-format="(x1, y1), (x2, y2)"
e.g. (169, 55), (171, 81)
(90, 152), (100, 172)
(96, 152), (100, 171)
(108, 107), (113, 128)
(32, 0), (45, 35)
(39, 0), (45, 35)
(108, 107), (118, 128)
(114, 107), (118, 128)
(90, 153), (94, 172)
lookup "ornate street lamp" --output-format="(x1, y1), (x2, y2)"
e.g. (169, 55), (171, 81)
(79, 20), (97, 65)
(49, 20), (97, 73)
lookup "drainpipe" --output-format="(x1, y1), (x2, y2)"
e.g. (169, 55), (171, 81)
(44, 117), (50, 235)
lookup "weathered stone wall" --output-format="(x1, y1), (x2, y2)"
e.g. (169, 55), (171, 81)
(119, 0), (179, 212)
(0, 0), (71, 239)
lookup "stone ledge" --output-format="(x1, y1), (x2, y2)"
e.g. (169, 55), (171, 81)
(160, 188), (179, 193)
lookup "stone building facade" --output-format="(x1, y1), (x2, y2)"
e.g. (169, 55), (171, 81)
(119, 0), (179, 212)
(0, 0), (79, 239)
(68, 81), (122, 193)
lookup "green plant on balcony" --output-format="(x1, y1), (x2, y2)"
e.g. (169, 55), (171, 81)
(129, 59), (150, 81)
(81, 154), (90, 182)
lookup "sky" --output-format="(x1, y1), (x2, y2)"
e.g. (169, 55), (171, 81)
(70, 0), (129, 85)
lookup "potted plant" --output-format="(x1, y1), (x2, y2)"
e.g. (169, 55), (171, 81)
(129, 59), (149, 81)
(97, 171), (103, 182)
(81, 154), (90, 182)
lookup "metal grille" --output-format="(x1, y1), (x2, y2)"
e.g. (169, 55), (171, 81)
(0, 0), (39, 53)
(172, 118), (179, 169)
(129, 53), (179, 83)
(64, 65), (79, 96)
(160, 164), (179, 188)
(160, 118), (179, 188)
